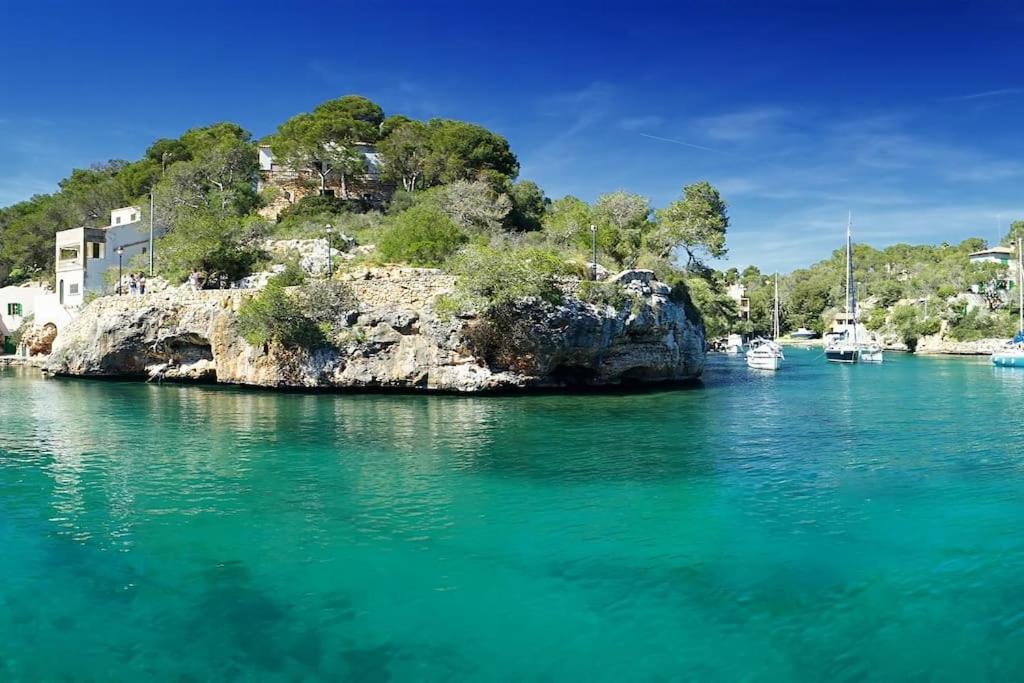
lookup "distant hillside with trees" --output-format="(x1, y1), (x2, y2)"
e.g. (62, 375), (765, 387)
(712, 231), (1024, 347)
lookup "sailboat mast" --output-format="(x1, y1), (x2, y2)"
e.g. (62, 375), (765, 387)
(1018, 237), (1022, 335)
(846, 213), (856, 343)
(774, 273), (780, 340)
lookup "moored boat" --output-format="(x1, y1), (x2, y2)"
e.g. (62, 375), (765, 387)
(746, 274), (785, 371)
(746, 338), (785, 370)
(825, 214), (884, 364)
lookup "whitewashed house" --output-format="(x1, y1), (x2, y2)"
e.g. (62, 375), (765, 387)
(0, 283), (47, 354)
(54, 206), (158, 307)
(968, 244), (1017, 294)
(968, 245), (1015, 267)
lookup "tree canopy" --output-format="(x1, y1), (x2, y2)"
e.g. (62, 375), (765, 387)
(651, 181), (729, 268)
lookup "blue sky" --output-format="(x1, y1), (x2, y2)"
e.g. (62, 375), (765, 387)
(3, 0), (1024, 271)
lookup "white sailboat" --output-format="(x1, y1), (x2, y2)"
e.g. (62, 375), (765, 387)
(825, 214), (884, 364)
(746, 274), (785, 370)
(991, 237), (1024, 367)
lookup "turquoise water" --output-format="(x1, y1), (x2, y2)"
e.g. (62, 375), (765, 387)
(2, 351), (1024, 681)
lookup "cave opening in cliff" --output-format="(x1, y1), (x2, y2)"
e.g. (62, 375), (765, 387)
(550, 364), (598, 386)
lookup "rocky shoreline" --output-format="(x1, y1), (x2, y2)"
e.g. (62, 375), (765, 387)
(43, 267), (706, 393)
(779, 335), (1004, 355)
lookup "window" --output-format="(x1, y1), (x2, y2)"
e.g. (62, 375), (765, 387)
(115, 216), (122, 225)
(131, 213), (137, 222)
(89, 242), (102, 259)
(6, 303), (22, 316)
(69, 284), (79, 295)
(59, 247), (80, 262)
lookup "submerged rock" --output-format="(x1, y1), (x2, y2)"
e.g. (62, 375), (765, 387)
(46, 268), (705, 392)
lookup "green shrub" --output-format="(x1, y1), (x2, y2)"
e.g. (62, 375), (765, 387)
(386, 189), (418, 215)
(377, 204), (467, 266)
(298, 280), (357, 329)
(891, 304), (947, 349)
(444, 244), (573, 372)
(872, 280), (905, 308)
(277, 195), (353, 221)
(270, 259), (306, 287)
(918, 316), (941, 337)
(238, 280), (357, 349)
(579, 280), (629, 309)
(936, 284), (958, 299)
(864, 306), (888, 331)
(948, 308), (1018, 341)
(448, 244), (570, 310)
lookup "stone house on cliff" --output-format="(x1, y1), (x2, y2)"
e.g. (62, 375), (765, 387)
(256, 144), (390, 220)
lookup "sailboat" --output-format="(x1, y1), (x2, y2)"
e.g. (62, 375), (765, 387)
(991, 237), (1024, 367)
(746, 274), (785, 370)
(825, 214), (884, 364)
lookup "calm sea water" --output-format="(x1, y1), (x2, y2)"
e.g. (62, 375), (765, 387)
(2, 350), (1024, 681)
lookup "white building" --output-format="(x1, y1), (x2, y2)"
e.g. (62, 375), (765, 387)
(968, 245), (1014, 267)
(726, 282), (750, 321)
(0, 283), (48, 354)
(54, 206), (157, 307)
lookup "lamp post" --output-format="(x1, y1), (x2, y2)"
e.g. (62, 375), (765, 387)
(116, 246), (125, 295)
(590, 224), (598, 281)
(149, 191), (155, 276)
(325, 224), (334, 279)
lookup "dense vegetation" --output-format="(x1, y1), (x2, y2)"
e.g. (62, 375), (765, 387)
(708, 235), (1022, 344)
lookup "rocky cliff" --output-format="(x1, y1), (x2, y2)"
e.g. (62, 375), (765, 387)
(45, 267), (705, 392)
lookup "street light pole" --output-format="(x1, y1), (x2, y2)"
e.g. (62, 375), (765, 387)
(590, 224), (597, 281)
(325, 224), (334, 280)
(149, 191), (155, 277)
(116, 246), (125, 295)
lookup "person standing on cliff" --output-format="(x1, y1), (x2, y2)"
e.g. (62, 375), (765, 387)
(138, 273), (147, 295)
(128, 273), (139, 296)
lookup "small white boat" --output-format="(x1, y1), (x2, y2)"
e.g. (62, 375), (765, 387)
(791, 327), (817, 340)
(725, 333), (745, 355)
(992, 238), (1024, 368)
(746, 275), (784, 371)
(859, 343), (884, 363)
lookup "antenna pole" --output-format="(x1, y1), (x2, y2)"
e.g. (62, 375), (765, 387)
(149, 191), (155, 276)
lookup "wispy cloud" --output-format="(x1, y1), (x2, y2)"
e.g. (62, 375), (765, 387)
(637, 132), (724, 154)
(520, 82), (618, 178)
(943, 87), (1023, 101)
(619, 115), (663, 131)
(695, 107), (792, 143)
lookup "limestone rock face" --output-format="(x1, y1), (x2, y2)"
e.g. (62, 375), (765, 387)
(46, 268), (705, 391)
(22, 323), (58, 356)
(914, 335), (1006, 355)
